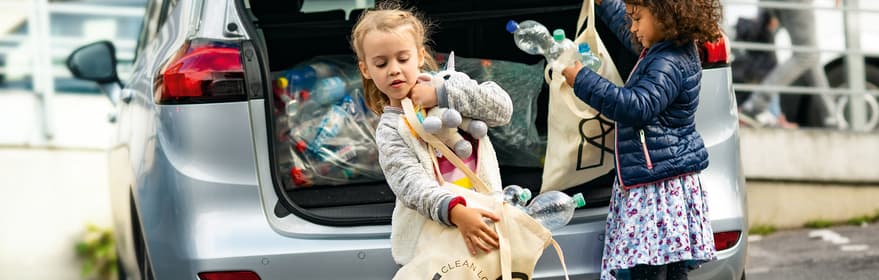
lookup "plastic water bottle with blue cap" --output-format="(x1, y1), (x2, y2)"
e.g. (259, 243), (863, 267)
(579, 42), (602, 72)
(526, 191), (586, 230)
(284, 62), (335, 93)
(506, 20), (556, 60)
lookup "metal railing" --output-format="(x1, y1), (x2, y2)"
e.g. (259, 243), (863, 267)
(0, 1), (143, 142)
(723, 0), (877, 131)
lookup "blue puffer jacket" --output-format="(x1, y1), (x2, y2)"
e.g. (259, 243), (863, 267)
(572, 0), (709, 188)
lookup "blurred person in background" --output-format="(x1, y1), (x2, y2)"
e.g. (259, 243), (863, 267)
(740, 0), (841, 128)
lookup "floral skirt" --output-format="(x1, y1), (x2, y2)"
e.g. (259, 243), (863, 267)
(600, 173), (717, 280)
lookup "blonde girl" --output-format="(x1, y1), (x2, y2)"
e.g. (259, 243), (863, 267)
(350, 3), (513, 265)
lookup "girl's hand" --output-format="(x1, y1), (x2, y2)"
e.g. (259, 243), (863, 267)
(450, 205), (501, 255)
(409, 83), (438, 108)
(562, 60), (584, 87)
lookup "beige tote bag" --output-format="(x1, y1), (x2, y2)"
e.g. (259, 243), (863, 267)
(395, 99), (569, 280)
(541, 0), (624, 193)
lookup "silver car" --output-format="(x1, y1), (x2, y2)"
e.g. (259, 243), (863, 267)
(66, 0), (747, 279)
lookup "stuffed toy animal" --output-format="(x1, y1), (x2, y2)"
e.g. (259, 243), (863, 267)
(417, 52), (488, 158)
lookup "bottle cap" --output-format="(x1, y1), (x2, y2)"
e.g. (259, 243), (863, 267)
(290, 167), (310, 186)
(276, 77), (288, 89)
(505, 20), (519, 33)
(553, 29), (566, 42)
(296, 140), (309, 153)
(572, 193), (586, 208)
(519, 188), (532, 202)
(579, 43), (591, 53)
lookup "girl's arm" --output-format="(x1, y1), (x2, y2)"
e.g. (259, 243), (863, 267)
(436, 73), (513, 127)
(596, 0), (641, 54)
(376, 118), (458, 226)
(572, 57), (683, 126)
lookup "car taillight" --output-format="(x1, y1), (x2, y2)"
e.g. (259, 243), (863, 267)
(198, 271), (261, 280)
(156, 40), (247, 104)
(714, 230), (741, 251)
(700, 33), (730, 67)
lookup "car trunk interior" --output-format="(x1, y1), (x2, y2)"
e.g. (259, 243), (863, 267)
(245, 0), (639, 226)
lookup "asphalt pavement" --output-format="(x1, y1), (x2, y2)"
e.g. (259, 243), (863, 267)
(746, 222), (879, 280)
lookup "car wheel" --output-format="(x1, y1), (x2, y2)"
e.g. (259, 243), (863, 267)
(826, 62), (879, 130)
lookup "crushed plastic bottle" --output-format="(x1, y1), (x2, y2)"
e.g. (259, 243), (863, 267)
(506, 20), (556, 60)
(526, 191), (586, 230)
(501, 185), (532, 210)
(507, 20), (579, 74)
(283, 62), (335, 94)
(310, 76), (348, 106)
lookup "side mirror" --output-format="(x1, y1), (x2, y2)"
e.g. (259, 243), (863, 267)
(67, 41), (126, 111)
(66, 41), (120, 84)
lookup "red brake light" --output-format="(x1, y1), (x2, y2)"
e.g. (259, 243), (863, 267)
(701, 33), (730, 66)
(157, 40), (247, 104)
(198, 271), (261, 280)
(714, 230), (741, 251)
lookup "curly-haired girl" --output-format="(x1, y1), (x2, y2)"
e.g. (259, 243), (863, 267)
(561, 0), (722, 279)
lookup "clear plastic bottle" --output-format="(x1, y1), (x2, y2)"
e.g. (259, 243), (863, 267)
(550, 29), (580, 72)
(501, 185), (532, 210)
(526, 191), (586, 230)
(579, 43), (602, 72)
(310, 76), (348, 106)
(506, 20), (555, 58)
(283, 62), (335, 94)
(552, 29), (580, 66)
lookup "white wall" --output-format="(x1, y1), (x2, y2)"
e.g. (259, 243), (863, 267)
(0, 91), (113, 279)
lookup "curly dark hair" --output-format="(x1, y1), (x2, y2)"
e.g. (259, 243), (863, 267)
(624, 0), (724, 46)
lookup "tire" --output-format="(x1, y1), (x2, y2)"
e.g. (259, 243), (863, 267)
(825, 62), (879, 130)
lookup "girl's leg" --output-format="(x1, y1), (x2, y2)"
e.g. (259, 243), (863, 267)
(665, 261), (689, 280)
(628, 264), (667, 280)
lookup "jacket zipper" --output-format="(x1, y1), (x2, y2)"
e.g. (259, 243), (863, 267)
(617, 49), (651, 189)
(639, 129), (654, 169)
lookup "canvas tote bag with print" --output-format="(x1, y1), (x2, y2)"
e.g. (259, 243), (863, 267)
(394, 99), (569, 280)
(541, 0), (625, 193)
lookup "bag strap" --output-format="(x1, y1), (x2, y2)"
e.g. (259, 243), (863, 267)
(402, 98), (515, 279)
(575, 0), (597, 43)
(401, 98), (492, 194)
(545, 0), (595, 83)
(551, 239), (571, 280)
(498, 205), (513, 280)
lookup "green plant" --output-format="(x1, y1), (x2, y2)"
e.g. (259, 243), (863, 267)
(748, 224), (776, 236)
(846, 210), (879, 225)
(804, 219), (834, 229)
(75, 224), (117, 280)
